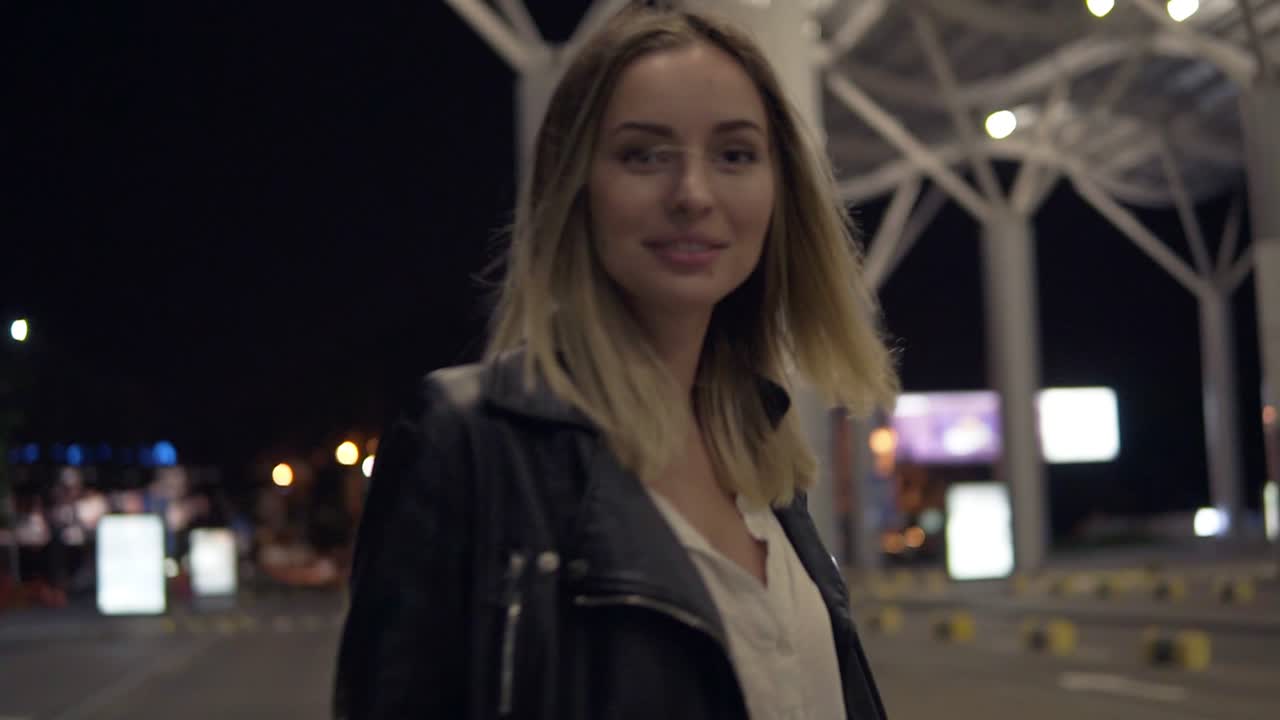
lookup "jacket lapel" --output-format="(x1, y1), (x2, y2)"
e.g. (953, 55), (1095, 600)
(479, 347), (792, 649)
(774, 495), (885, 718)
(567, 443), (729, 646)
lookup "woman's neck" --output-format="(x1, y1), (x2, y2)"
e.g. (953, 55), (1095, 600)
(634, 306), (713, 401)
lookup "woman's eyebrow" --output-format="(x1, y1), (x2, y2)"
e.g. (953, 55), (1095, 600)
(608, 119), (764, 138)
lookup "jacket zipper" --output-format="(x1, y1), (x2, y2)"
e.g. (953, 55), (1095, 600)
(498, 551), (528, 717)
(571, 593), (725, 651)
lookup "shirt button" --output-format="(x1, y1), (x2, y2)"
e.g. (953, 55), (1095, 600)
(536, 551), (560, 574)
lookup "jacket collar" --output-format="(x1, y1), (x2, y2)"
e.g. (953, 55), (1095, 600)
(482, 347), (792, 430)
(480, 348), (823, 652)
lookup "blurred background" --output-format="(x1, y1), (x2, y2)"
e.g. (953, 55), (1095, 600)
(2, 1), (1279, 718)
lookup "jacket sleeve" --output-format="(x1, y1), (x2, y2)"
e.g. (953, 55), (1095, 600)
(333, 377), (475, 719)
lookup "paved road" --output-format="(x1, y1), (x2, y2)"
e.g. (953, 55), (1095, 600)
(1, 586), (1276, 719)
(862, 607), (1280, 720)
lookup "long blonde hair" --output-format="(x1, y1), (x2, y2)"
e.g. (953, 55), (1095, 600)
(486, 5), (898, 508)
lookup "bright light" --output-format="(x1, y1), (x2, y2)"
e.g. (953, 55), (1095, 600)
(1038, 387), (1120, 463)
(869, 428), (897, 455)
(336, 441), (360, 466)
(1167, 0), (1199, 22)
(152, 441), (178, 466)
(361, 454), (376, 478)
(9, 318), (28, 343)
(1194, 507), (1225, 537)
(1086, 0), (1114, 17)
(1264, 482), (1278, 542)
(272, 463), (294, 487)
(97, 514), (167, 615)
(164, 557), (180, 579)
(190, 528), (238, 597)
(946, 482), (1014, 580)
(904, 526), (926, 549)
(985, 110), (1017, 140)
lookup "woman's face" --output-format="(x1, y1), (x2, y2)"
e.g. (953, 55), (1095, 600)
(588, 42), (775, 323)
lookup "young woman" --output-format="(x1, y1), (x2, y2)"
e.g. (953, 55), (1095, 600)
(334, 5), (898, 719)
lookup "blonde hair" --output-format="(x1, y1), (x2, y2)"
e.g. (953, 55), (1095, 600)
(486, 5), (898, 508)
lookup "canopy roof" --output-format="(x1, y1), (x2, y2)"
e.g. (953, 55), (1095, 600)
(821, 0), (1279, 208)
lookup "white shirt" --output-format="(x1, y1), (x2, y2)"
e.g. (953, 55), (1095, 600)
(646, 489), (848, 720)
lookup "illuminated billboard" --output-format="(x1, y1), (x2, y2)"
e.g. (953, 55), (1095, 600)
(96, 514), (167, 615)
(945, 482), (1014, 581)
(190, 528), (238, 597)
(891, 387), (1119, 465)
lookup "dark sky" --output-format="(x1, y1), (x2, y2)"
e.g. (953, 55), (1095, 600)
(2, 2), (1267, 534)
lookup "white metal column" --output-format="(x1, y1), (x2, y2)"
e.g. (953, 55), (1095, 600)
(981, 212), (1048, 572)
(1241, 82), (1280, 533)
(1199, 287), (1245, 528)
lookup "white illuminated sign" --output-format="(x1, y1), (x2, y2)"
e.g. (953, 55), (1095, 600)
(97, 514), (167, 615)
(189, 528), (238, 597)
(1264, 482), (1277, 542)
(945, 482), (1014, 581)
(1037, 387), (1120, 463)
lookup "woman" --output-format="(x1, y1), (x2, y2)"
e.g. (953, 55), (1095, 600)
(334, 4), (898, 719)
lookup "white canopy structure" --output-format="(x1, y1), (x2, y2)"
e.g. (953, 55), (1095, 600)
(447, 0), (1280, 572)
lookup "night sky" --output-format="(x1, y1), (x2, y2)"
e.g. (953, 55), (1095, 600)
(2, 2), (1267, 536)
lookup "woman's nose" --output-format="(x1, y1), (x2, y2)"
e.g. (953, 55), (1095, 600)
(668, 157), (714, 220)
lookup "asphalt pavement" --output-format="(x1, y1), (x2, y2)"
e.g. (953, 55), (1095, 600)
(1, 571), (1276, 719)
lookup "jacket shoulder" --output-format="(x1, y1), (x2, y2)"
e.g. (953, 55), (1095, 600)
(423, 362), (490, 415)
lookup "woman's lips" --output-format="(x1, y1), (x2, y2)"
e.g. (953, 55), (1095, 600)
(644, 235), (726, 272)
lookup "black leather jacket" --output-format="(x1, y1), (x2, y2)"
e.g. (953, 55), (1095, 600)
(333, 351), (888, 719)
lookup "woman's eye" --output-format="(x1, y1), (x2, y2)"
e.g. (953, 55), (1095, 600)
(621, 147), (678, 168)
(720, 148), (759, 165)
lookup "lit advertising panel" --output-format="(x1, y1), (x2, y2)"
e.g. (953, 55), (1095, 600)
(945, 482), (1014, 580)
(891, 387), (1120, 465)
(1037, 387), (1119, 462)
(97, 514), (167, 615)
(189, 528), (238, 597)
(892, 391), (1000, 465)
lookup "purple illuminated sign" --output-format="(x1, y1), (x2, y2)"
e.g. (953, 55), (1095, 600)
(891, 391), (1001, 465)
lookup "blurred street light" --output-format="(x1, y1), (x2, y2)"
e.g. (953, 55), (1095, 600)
(1194, 507), (1225, 537)
(272, 463), (294, 487)
(335, 440), (359, 466)
(9, 318), (28, 343)
(1086, 0), (1114, 18)
(1167, 0), (1199, 22)
(361, 454), (376, 478)
(869, 427), (897, 456)
(985, 110), (1017, 139)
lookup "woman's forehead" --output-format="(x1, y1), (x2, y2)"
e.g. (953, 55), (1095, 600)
(600, 43), (768, 136)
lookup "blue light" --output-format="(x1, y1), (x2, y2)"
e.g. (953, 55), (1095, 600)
(138, 445), (155, 467)
(51, 443), (67, 465)
(22, 443), (39, 464)
(96, 443), (113, 463)
(152, 441), (177, 466)
(66, 444), (84, 467)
